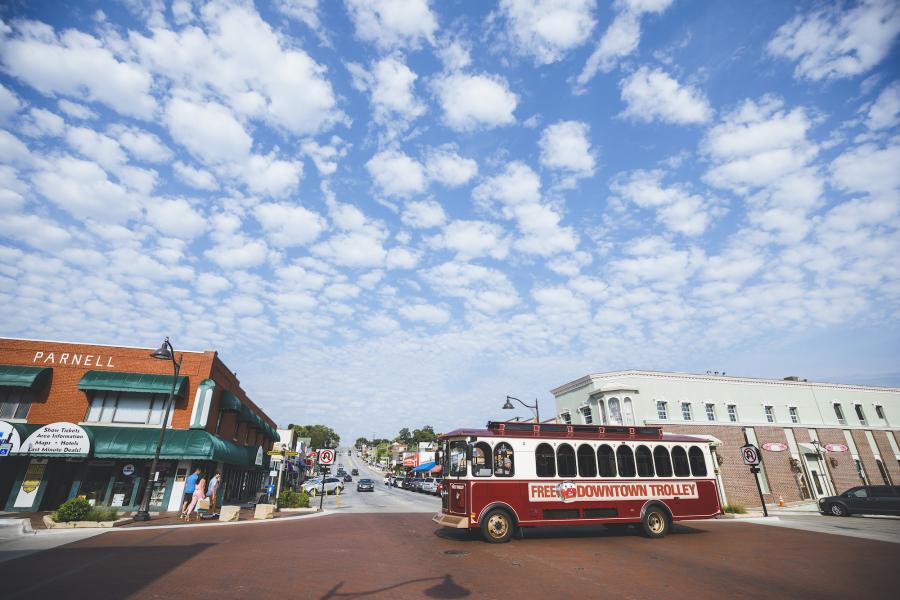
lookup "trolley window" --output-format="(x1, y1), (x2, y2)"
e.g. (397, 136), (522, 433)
(653, 446), (673, 477)
(494, 442), (514, 477)
(536, 443), (556, 477)
(616, 445), (636, 478)
(597, 444), (616, 477)
(557, 443), (576, 477)
(449, 441), (468, 477)
(472, 442), (493, 477)
(577, 444), (597, 478)
(672, 446), (690, 477)
(635, 445), (655, 477)
(688, 446), (708, 477)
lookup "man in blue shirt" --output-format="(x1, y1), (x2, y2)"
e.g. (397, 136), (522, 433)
(181, 468), (202, 519)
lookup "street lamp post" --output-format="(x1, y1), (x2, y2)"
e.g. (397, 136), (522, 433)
(134, 337), (182, 522)
(502, 395), (540, 423)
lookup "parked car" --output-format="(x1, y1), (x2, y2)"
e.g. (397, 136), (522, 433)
(303, 477), (344, 496)
(819, 485), (900, 516)
(357, 478), (374, 492)
(383, 475), (391, 485)
(392, 477), (404, 488)
(343, 474), (353, 482)
(351, 468), (359, 476)
(420, 477), (437, 494)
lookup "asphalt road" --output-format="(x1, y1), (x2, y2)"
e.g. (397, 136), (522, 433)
(2, 451), (899, 599)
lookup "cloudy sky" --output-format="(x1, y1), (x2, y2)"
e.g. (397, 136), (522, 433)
(1, 0), (898, 442)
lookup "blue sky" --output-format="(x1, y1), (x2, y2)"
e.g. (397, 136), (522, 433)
(1, 0), (898, 443)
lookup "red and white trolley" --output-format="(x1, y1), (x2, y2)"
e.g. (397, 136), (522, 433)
(433, 421), (722, 542)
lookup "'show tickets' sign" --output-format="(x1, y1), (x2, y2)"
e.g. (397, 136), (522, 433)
(528, 481), (699, 503)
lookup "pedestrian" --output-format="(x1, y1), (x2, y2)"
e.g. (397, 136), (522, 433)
(180, 468), (202, 519)
(208, 472), (222, 513)
(186, 476), (207, 522)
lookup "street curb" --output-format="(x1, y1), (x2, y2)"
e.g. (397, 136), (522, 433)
(97, 509), (329, 532)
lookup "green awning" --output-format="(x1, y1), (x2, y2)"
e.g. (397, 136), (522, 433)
(86, 426), (254, 466)
(219, 390), (242, 411)
(78, 371), (188, 397)
(0, 365), (51, 389)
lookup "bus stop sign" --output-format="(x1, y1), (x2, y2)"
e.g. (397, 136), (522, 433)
(741, 444), (760, 466)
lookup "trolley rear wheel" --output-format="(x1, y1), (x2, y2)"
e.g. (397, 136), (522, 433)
(641, 506), (670, 538)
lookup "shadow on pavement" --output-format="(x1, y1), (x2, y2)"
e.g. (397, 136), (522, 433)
(0, 543), (215, 600)
(320, 574), (470, 599)
(433, 522), (706, 542)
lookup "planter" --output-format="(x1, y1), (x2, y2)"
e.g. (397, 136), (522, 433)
(43, 516), (133, 529)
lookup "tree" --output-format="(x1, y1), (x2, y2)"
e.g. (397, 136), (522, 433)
(395, 427), (413, 447)
(290, 424), (340, 449)
(412, 425), (437, 446)
(355, 437), (369, 448)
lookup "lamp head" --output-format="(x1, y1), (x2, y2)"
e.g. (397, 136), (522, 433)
(502, 398), (515, 410)
(150, 337), (173, 360)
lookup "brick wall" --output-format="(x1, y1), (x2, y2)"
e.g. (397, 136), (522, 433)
(808, 429), (861, 492)
(874, 431), (900, 484)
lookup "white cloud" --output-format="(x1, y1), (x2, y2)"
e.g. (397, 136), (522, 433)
(539, 120), (595, 176)
(349, 56), (426, 135)
(238, 153), (303, 198)
(619, 67), (712, 125)
(254, 202), (326, 247)
(57, 99), (98, 120)
(425, 145), (478, 187)
(32, 155), (140, 223)
(429, 220), (511, 260)
(345, 0), (437, 50)
(205, 238), (268, 269)
(0, 84), (22, 121)
(275, 0), (322, 33)
(866, 81), (900, 130)
(433, 73), (517, 131)
(474, 161), (541, 206)
(163, 96), (251, 165)
(831, 142), (900, 196)
(575, 0), (673, 89)
(362, 313), (400, 334)
(399, 302), (450, 324)
(145, 197), (207, 239)
(196, 273), (231, 295)
(302, 137), (347, 176)
(500, 0), (596, 65)
(1, 20), (156, 118)
(767, 0), (900, 81)
(385, 246), (420, 269)
(19, 108), (65, 137)
(423, 261), (520, 313)
(108, 125), (172, 163)
(173, 161), (218, 190)
(401, 199), (446, 229)
(611, 169), (713, 236)
(366, 149), (427, 197)
(437, 40), (471, 71)
(313, 231), (387, 268)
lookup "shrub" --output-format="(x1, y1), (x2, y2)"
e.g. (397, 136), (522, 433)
(55, 497), (91, 522)
(723, 503), (747, 514)
(86, 507), (119, 522)
(278, 489), (310, 508)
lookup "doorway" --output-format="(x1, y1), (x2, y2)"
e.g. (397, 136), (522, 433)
(39, 460), (81, 510)
(803, 454), (830, 498)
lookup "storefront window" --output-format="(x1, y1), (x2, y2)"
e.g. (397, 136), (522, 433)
(79, 464), (114, 505)
(0, 388), (33, 419)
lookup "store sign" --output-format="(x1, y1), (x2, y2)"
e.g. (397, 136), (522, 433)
(32, 351), (116, 368)
(762, 442), (788, 452)
(21, 422), (90, 455)
(255, 446), (264, 466)
(528, 481), (699, 503)
(825, 443), (849, 453)
(122, 464), (135, 476)
(0, 420), (22, 454)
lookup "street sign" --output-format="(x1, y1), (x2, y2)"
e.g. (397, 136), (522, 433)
(267, 450), (300, 456)
(741, 444), (760, 465)
(317, 448), (335, 465)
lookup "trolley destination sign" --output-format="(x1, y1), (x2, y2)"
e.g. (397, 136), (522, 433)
(528, 481), (699, 502)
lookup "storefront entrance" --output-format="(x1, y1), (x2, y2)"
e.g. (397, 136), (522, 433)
(39, 460), (81, 510)
(0, 457), (24, 507)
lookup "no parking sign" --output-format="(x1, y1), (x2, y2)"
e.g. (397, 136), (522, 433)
(317, 448), (335, 465)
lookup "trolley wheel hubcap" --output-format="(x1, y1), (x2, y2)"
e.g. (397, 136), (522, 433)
(647, 511), (664, 533)
(488, 513), (509, 538)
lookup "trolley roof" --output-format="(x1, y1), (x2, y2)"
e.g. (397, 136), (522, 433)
(438, 421), (712, 444)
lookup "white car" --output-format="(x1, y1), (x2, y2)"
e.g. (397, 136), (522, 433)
(303, 477), (344, 496)
(420, 477), (438, 494)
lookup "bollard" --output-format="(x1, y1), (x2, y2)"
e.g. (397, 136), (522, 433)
(335, 485), (341, 508)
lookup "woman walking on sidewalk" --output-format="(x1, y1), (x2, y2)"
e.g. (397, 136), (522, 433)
(185, 477), (207, 522)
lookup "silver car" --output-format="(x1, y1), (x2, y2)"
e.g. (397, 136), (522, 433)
(303, 476), (344, 496)
(420, 477), (438, 494)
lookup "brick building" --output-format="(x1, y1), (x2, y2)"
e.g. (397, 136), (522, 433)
(0, 338), (278, 513)
(551, 371), (900, 508)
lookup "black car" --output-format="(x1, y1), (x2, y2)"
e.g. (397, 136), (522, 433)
(343, 473), (352, 482)
(351, 468), (359, 476)
(357, 478), (374, 492)
(818, 485), (900, 516)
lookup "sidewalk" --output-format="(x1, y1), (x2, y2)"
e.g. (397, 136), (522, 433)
(727, 500), (820, 519)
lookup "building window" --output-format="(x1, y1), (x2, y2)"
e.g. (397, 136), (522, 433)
(855, 458), (869, 485)
(581, 406), (593, 425)
(854, 405), (867, 426)
(85, 391), (167, 425)
(494, 442), (514, 477)
(535, 443), (556, 477)
(577, 444), (597, 477)
(681, 402), (693, 421)
(656, 401), (668, 420)
(833, 404), (846, 425)
(0, 389), (33, 420)
(727, 404), (738, 422)
(608, 398), (622, 425)
(789, 407), (799, 423)
(764, 406), (775, 423)
(875, 405), (886, 422)
(705, 403), (716, 422)
(597, 444), (616, 477)
(559, 411), (571, 425)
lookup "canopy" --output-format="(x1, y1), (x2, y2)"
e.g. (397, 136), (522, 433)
(78, 370), (188, 397)
(430, 464), (442, 474)
(0, 365), (51, 389)
(218, 390), (242, 411)
(86, 426), (257, 466)
(412, 461), (437, 472)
